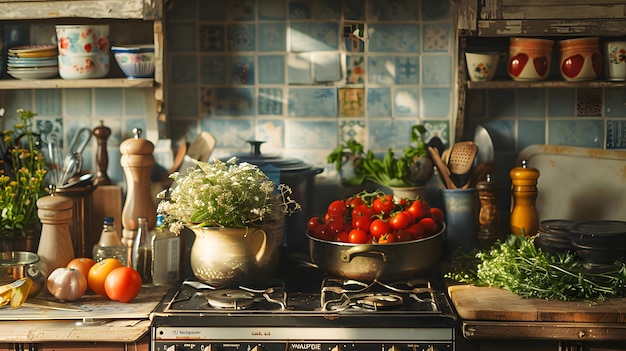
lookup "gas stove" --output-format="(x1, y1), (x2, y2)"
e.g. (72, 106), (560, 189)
(150, 255), (457, 351)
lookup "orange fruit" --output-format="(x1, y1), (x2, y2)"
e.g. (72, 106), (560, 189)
(66, 257), (96, 281)
(87, 258), (123, 297)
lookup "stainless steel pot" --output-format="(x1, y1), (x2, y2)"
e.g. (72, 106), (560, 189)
(226, 141), (323, 252)
(0, 251), (45, 297)
(307, 224), (445, 281)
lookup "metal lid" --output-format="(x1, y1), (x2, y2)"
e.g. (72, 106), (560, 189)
(230, 141), (315, 173)
(567, 220), (626, 237)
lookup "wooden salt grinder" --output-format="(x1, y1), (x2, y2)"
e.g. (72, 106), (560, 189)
(37, 190), (74, 279)
(120, 128), (156, 263)
(477, 174), (502, 247)
(93, 120), (112, 186)
(510, 159), (540, 237)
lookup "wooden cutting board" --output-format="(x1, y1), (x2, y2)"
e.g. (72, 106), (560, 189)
(448, 284), (626, 323)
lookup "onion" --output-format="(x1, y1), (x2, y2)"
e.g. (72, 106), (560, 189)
(46, 267), (87, 302)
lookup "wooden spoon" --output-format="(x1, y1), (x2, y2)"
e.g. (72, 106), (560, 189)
(428, 146), (456, 189)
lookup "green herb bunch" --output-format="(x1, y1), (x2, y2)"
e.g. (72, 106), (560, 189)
(0, 109), (48, 239)
(157, 158), (300, 235)
(446, 234), (626, 302)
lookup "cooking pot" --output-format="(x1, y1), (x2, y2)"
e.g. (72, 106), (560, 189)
(0, 251), (45, 297)
(225, 141), (323, 252)
(307, 224), (445, 281)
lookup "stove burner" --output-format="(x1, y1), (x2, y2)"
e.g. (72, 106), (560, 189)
(205, 289), (256, 309)
(325, 292), (405, 311)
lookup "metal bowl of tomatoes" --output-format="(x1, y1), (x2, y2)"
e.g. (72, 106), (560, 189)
(306, 191), (445, 281)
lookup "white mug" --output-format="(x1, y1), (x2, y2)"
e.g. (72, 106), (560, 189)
(605, 41), (626, 81)
(465, 52), (504, 82)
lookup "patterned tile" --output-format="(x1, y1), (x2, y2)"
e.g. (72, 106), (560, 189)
(257, 119), (285, 149)
(288, 87), (337, 117)
(290, 23), (339, 52)
(367, 56), (395, 85)
(259, 0), (287, 20)
(367, 87), (392, 117)
(35, 118), (63, 146)
(287, 53), (313, 84)
(228, 25), (256, 52)
(285, 120), (337, 149)
(258, 88), (284, 115)
(423, 120), (449, 146)
(227, 0), (255, 21)
(339, 119), (366, 144)
(367, 0), (419, 21)
(201, 117), (255, 148)
(172, 55), (199, 84)
(313, 52), (342, 82)
(229, 56), (255, 85)
(422, 24), (451, 52)
(346, 55), (365, 84)
(344, 0), (365, 20)
(606, 120), (626, 149)
(576, 89), (602, 117)
(213, 88), (255, 116)
(200, 56), (227, 84)
(422, 88), (450, 118)
(339, 88), (365, 117)
(517, 90), (546, 117)
(422, 55), (451, 85)
(198, 25), (225, 52)
(393, 87), (420, 117)
(258, 55), (286, 84)
(258, 23), (287, 52)
(395, 56), (419, 84)
(548, 120), (603, 148)
(367, 24), (419, 53)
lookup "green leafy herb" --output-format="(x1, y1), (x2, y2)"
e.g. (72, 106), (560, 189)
(446, 234), (626, 301)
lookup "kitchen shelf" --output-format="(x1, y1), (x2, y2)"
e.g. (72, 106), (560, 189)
(474, 19), (626, 38)
(466, 80), (626, 89)
(0, 0), (161, 20)
(0, 78), (154, 89)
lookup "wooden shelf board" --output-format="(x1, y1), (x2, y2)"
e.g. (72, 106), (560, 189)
(467, 80), (626, 89)
(0, 78), (154, 89)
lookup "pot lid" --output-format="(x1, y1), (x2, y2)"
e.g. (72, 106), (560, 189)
(567, 220), (626, 237)
(229, 141), (314, 172)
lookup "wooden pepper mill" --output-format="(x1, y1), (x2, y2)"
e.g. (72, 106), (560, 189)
(510, 159), (540, 237)
(120, 128), (156, 264)
(477, 174), (502, 247)
(93, 120), (112, 186)
(36, 188), (74, 279)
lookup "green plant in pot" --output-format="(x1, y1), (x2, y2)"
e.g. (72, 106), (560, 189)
(156, 158), (300, 287)
(0, 109), (48, 252)
(327, 125), (434, 196)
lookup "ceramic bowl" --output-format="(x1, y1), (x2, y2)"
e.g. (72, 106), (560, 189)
(559, 37), (602, 81)
(55, 25), (110, 55)
(111, 45), (155, 78)
(465, 52), (504, 81)
(507, 37), (554, 81)
(58, 53), (109, 79)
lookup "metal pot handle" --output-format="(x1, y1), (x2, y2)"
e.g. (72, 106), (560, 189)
(340, 246), (388, 262)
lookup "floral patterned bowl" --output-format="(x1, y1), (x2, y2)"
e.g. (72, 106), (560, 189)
(55, 25), (110, 55)
(111, 45), (155, 78)
(58, 53), (109, 79)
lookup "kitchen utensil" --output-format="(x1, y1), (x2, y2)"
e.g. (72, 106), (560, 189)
(59, 152), (82, 185)
(307, 223), (445, 281)
(45, 134), (63, 186)
(448, 141), (478, 188)
(462, 161), (497, 189)
(428, 146), (456, 189)
(426, 136), (445, 156)
(0, 251), (45, 298)
(473, 125), (494, 163)
(66, 127), (92, 156)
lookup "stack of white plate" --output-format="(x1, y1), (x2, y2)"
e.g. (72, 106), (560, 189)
(7, 44), (59, 80)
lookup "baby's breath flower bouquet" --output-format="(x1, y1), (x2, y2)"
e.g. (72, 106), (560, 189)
(0, 109), (48, 240)
(156, 157), (300, 234)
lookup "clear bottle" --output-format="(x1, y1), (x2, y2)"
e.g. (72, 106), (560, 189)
(92, 217), (127, 266)
(151, 214), (181, 286)
(132, 217), (153, 285)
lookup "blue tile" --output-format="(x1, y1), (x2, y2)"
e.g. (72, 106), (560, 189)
(201, 118), (255, 148)
(198, 25), (225, 52)
(258, 23), (287, 52)
(257, 119), (285, 148)
(229, 56), (255, 85)
(339, 119), (366, 143)
(314, 52), (342, 82)
(605, 88), (626, 117)
(214, 88), (255, 116)
(200, 55), (227, 85)
(288, 87), (337, 117)
(393, 87), (420, 117)
(423, 24), (452, 52)
(95, 89), (123, 116)
(547, 89), (575, 117)
(34, 90), (62, 116)
(422, 55), (451, 85)
(290, 23), (339, 52)
(367, 87), (392, 117)
(421, 1), (451, 21)
(395, 56), (419, 84)
(172, 55), (198, 84)
(517, 89), (546, 117)
(198, 2), (227, 21)
(259, 0), (287, 20)
(548, 120), (603, 148)
(606, 120), (626, 149)
(344, 0), (365, 20)
(65, 89), (92, 117)
(228, 25), (256, 52)
(367, 0), (419, 21)
(367, 24), (419, 53)
(258, 55), (285, 84)
(170, 86), (199, 117)
(285, 120), (337, 149)
(287, 53), (313, 84)
(312, 0), (341, 20)
(367, 56), (395, 85)
(168, 24), (197, 52)
(289, 0), (311, 19)
(368, 119), (415, 150)
(423, 120), (450, 146)
(422, 88), (450, 118)
(518, 120), (545, 151)
(488, 89), (516, 117)
(258, 88), (284, 115)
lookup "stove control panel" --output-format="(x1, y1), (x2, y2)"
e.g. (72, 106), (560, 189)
(155, 341), (453, 351)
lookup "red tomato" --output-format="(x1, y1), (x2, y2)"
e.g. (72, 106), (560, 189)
(430, 207), (444, 223)
(313, 223), (334, 241)
(104, 267), (142, 303)
(327, 200), (347, 217)
(395, 229), (412, 242)
(307, 216), (323, 233)
(407, 200), (428, 220)
(333, 231), (349, 243)
(351, 215), (372, 232)
(378, 233), (396, 244)
(389, 212), (411, 230)
(419, 217), (438, 236)
(372, 195), (394, 214)
(370, 218), (391, 237)
(407, 222), (425, 239)
(327, 215), (346, 233)
(346, 196), (365, 208)
(348, 229), (368, 244)
(352, 204), (375, 219)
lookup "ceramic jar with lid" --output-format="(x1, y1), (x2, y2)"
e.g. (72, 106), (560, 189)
(508, 37), (554, 81)
(559, 37), (602, 81)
